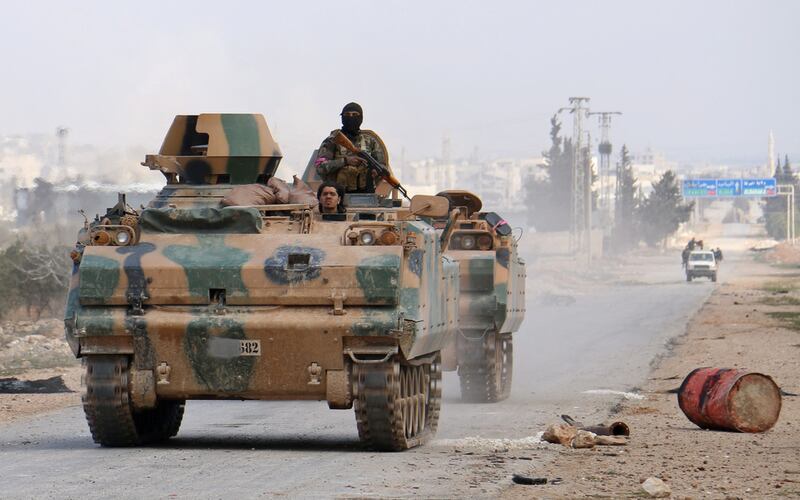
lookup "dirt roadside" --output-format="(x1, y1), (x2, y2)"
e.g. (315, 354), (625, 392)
(0, 366), (81, 425)
(504, 257), (800, 499)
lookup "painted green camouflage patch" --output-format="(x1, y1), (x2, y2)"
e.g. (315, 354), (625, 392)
(184, 316), (255, 393)
(163, 235), (250, 299)
(355, 254), (401, 304)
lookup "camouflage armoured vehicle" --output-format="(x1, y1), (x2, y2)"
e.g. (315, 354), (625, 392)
(436, 191), (526, 402)
(65, 113), (459, 451)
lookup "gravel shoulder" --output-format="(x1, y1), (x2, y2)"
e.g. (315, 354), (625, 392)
(0, 366), (82, 425)
(504, 256), (800, 499)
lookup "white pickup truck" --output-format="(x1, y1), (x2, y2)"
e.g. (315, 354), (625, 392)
(686, 250), (718, 282)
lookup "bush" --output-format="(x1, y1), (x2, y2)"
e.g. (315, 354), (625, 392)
(0, 238), (71, 320)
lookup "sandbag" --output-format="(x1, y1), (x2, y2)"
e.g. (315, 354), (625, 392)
(220, 184), (276, 207)
(289, 175), (319, 208)
(268, 177), (290, 204)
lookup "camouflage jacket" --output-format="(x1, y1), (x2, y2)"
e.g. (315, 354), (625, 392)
(315, 129), (387, 193)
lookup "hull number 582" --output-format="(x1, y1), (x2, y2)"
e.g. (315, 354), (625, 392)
(240, 340), (261, 356)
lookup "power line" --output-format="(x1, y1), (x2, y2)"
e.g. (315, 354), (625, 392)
(587, 111), (622, 214)
(558, 97), (591, 257)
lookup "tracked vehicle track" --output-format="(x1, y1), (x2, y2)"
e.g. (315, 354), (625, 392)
(353, 354), (441, 451)
(458, 332), (513, 403)
(82, 355), (185, 446)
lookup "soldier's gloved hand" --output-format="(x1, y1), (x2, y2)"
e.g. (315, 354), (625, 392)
(345, 155), (367, 167)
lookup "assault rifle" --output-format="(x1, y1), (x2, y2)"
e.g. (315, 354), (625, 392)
(332, 131), (410, 201)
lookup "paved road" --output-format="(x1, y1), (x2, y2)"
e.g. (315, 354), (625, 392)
(0, 245), (733, 498)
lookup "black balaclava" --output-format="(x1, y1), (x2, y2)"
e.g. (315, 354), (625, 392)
(341, 102), (363, 139)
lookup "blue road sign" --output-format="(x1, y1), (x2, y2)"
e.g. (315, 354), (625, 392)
(682, 178), (777, 198)
(682, 179), (717, 198)
(741, 178), (777, 197)
(716, 179), (742, 197)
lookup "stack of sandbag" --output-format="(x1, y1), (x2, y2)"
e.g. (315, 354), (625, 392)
(288, 175), (318, 206)
(221, 176), (318, 209)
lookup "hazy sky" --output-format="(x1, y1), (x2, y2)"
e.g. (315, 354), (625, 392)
(1, 1), (798, 172)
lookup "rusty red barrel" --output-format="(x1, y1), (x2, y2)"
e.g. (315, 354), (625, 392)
(678, 368), (782, 432)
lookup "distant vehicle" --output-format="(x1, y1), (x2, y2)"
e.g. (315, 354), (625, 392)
(685, 250), (717, 282)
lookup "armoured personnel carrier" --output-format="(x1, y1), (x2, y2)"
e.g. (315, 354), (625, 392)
(65, 114), (459, 450)
(436, 191), (526, 402)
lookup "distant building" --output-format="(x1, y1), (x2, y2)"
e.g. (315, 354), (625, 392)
(403, 156), (543, 212)
(631, 147), (678, 194)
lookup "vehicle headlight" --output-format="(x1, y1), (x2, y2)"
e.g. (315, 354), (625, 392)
(359, 230), (375, 245)
(92, 230), (111, 246)
(379, 230), (398, 246)
(477, 234), (493, 250)
(461, 235), (476, 250)
(115, 230), (131, 245)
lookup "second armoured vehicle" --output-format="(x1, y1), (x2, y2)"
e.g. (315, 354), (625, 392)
(65, 113), (459, 451)
(436, 191), (526, 402)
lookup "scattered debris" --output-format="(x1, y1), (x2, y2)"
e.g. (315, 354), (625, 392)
(582, 389), (645, 400)
(678, 368), (782, 432)
(542, 423), (576, 446)
(543, 423), (628, 449)
(561, 414), (630, 436)
(641, 477), (671, 498)
(571, 430), (596, 449)
(594, 435), (627, 446)
(0, 376), (73, 394)
(512, 474), (547, 485)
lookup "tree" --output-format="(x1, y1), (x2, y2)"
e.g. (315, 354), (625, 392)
(637, 170), (694, 247)
(525, 115), (572, 231)
(612, 145), (638, 251)
(783, 154), (793, 179)
(764, 154), (799, 240)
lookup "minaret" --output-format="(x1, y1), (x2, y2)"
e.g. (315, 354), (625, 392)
(768, 130), (775, 177)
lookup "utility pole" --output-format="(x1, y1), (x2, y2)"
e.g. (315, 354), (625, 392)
(584, 134), (593, 264)
(778, 184), (795, 245)
(558, 97), (591, 258)
(56, 127), (69, 167)
(587, 111), (622, 215)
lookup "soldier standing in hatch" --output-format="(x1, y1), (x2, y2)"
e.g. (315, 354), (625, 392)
(315, 102), (387, 194)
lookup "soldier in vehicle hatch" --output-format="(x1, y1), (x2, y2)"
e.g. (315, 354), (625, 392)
(315, 102), (387, 194)
(317, 181), (345, 214)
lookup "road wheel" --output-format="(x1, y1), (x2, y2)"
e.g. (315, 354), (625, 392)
(133, 400), (185, 444)
(711, 272), (717, 282)
(686, 273), (692, 282)
(352, 353), (441, 451)
(496, 334), (513, 401)
(458, 332), (513, 403)
(82, 355), (185, 447)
